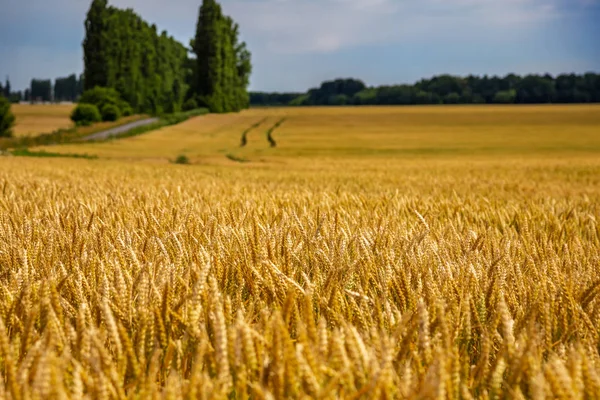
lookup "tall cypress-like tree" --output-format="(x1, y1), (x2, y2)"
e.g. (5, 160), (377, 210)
(191, 0), (251, 113)
(193, 0), (224, 112)
(30, 79), (52, 102)
(83, 0), (109, 90)
(54, 74), (79, 102)
(220, 16), (236, 112)
(77, 74), (84, 98)
(4, 77), (10, 98)
(231, 23), (252, 110)
(0, 94), (16, 138)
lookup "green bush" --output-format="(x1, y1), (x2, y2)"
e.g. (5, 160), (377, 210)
(0, 95), (16, 138)
(182, 98), (198, 111)
(121, 104), (134, 117)
(173, 154), (190, 164)
(101, 104), (121, 122)
(70, 104), (101, 126)
(80, 87), (133, 115)
(118, 99), (134, 116)
(80, 87), (120, 108)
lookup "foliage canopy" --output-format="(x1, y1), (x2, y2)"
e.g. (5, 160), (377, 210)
(0, 95), (16, 138)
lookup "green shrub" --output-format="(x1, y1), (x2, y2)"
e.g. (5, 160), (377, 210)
(80, 87), (133, 115)
(182, 98), (198, 111)
(173, 154), (190, 164)
(80, 87), (120, 108)
(119, 100), (134, 116)
(101, 104), (121, 122)
(70, 104), (101, 126)
(10, 149), (98, 159)
(0, 95), (16, 138)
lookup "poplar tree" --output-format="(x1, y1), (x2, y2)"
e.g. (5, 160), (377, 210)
(4, 78), (10, 98)
(83, 0), (109, 90)
(0, 94), (15, 138)
(191, 0), (252, 113)
(193, 0), (224, 112)
(221, 16), (236, 112)
(232, 23), (252, 110)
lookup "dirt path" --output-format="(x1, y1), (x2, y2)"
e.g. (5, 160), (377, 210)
(82, 117), (160, 141)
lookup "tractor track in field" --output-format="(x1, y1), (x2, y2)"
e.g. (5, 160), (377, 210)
(266, 118), (287, 148)
(240, 117), (268, 147)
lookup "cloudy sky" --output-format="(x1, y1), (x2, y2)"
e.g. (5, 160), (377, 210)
(1, 0), (599, 92)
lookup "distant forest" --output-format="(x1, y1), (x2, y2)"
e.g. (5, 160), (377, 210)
(250, 73), (600, 106)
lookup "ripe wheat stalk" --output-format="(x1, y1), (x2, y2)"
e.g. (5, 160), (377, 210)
(0, 158), (599, 399)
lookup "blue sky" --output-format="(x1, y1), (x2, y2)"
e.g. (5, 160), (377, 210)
(1, 0), (599, 92)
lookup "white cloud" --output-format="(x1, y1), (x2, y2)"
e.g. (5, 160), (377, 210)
(4, 0), (581, 57)
(220, 0), (573, 54)
(71, 0), (576, 55)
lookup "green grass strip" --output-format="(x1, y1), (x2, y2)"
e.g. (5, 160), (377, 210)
(225, 153), (250, 163)
(10, 149), (98, 159)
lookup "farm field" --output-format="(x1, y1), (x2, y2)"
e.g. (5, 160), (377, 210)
(11, 103), (75, 137)
(33, 104), (600, 164)
(1, 105), (600, 398)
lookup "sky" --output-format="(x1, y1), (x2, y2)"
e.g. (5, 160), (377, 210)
(0, 0), (599, 92)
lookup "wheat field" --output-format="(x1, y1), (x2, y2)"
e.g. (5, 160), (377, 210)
(2, 105), (600, 399)
(34, 104), (600, 163)
(11, 104), (76, 137)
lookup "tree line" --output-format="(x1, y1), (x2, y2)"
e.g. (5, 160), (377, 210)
(83, 0), (189, 114)
(250, 73), (600, 106)
(0, 75), (84, 103)
(81, 0), (251, 115)
(54, 74), (84, 102)
(0, 77), (21, 103)
(250, 92), (303, 107)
